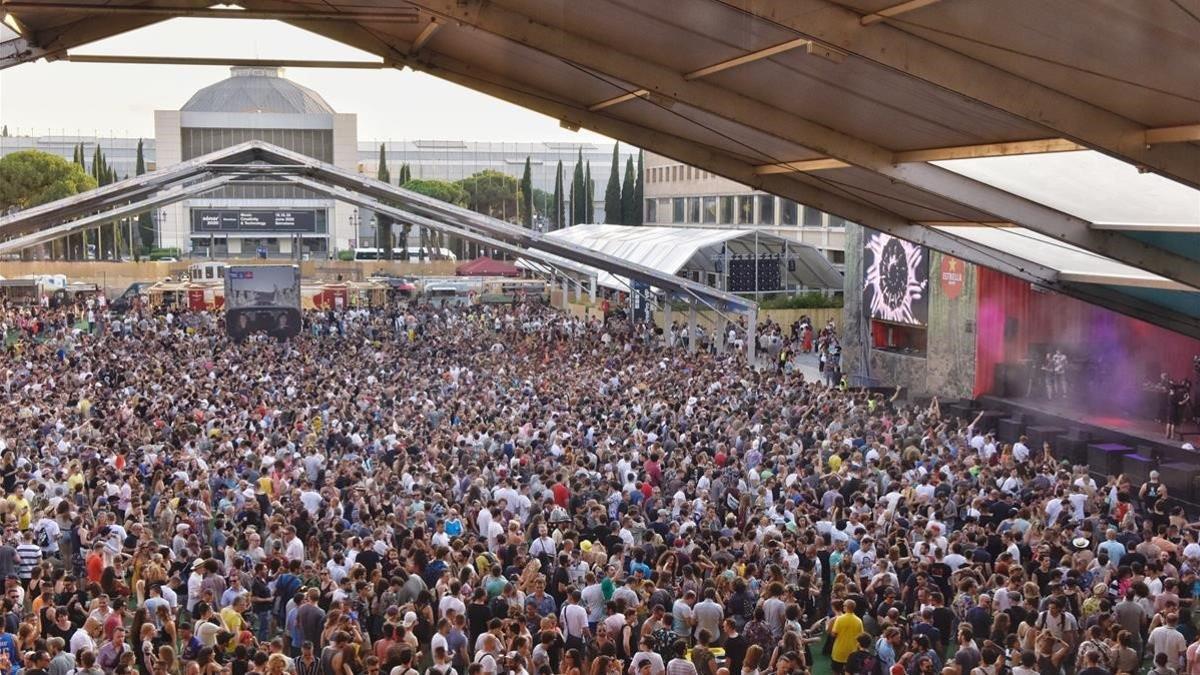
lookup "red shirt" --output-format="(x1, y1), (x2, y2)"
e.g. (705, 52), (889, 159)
(552, 483), (569, 508)
(86, 552), (104, 584)
(644, 460), (661, 486)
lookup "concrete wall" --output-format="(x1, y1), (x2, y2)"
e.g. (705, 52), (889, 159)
(841, 223), (977, 398)
(0, 260), (458, 296)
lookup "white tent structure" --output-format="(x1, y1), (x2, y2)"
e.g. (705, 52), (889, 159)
(523, 224), (841, 294)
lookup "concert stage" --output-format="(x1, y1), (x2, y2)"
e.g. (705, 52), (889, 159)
(949, 394), (1200, 503)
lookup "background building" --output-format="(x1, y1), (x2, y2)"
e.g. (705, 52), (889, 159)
(154, 66), (358, 258)
(642, 151), (847, 269)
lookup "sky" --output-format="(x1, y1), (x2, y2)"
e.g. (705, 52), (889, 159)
(0, 18), (613, 143)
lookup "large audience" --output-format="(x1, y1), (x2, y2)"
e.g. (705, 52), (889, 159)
(0, 295), (1193, 675)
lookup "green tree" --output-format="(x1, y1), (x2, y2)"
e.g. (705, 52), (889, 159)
(398, 163), (412, 185)
(1, 125), (7, 137)
(585, 161), (593, 223)
(570, 150), (585, 225)
(135, 139), (152, 257)
(519, 157), (533, 228)
(620, 156), (636, 225)
(604, 143), (621, 223)
(402, 179), (468, 206)
(376, 144), (393, 259)
(551, 160), (564, 230)
(634, 150), (644, 225)
(456, 170), (518, 221)
(376, 144), (391, 183)
(0, 150), (97, 211)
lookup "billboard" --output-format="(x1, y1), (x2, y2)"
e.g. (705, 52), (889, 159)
(192, 209), (318, 233)
(224, 265), (302, 341)
(863, 231), (929, 326)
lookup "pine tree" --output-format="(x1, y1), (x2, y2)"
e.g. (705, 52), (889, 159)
(571, 149), (585, 225)
(377, 144), (393, 259)
(398, 163), (411, 185)
(620, 156), (636, 225)
(520, 157), (533, 228)
(604, 143), (621, 223)
(633, 150), (644, 226)
(551, 160), (564, 230)
(1, 125), (7, 137)
(585, 162), (594, 223)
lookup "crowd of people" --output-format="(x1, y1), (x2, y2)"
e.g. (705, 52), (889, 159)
(0, 295), (1196, 675)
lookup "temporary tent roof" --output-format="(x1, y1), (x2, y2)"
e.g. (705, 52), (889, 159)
(523, 224), (842, 292)
(456, 256), (520, 277)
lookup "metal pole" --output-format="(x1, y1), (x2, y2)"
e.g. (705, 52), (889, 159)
(716, 314), (728, 353)
(746, 307), (758, 365)
(663, 299), (673, 347)
(754, 229), (759, 300)
(688, 300), (698, 354)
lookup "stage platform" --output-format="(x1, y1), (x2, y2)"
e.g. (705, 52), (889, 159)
(957, 395), (1200, 502)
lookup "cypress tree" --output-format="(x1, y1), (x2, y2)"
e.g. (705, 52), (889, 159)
(398, 163), (411, 185)
(520, 157), (533, 228)
(604, 143), (621, 223)
(377, 144), (393, 259)
(620, 156), (636, 225)
(634, 150), (645, 225)
(571, 149), (585, 225)
(377, 144), (391, 183)
(551, 160), (564, 230)
(585, 161), (593, 223)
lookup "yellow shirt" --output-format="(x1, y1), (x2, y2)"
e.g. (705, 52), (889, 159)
(220, 606), (244, 634)
(7, 496), (30, 530)
(257, 476), (273, 497)
(830, 612), (864, 663)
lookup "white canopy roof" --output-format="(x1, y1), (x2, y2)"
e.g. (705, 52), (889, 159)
(525, 224), (842, 293)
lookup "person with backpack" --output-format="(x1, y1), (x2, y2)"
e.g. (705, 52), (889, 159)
(846, 633), (883, 675)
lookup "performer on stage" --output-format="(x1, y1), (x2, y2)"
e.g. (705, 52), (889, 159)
(1052, 348), (1068, 400)
(1167, 380), (1191, 440)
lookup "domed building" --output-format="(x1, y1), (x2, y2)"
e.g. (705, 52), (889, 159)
(154, 66), (358, 258)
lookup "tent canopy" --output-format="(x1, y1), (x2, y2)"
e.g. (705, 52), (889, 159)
(456, 256), (520, 277)
(522, 224), (842, 294)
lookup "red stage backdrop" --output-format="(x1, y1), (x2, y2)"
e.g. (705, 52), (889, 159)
(974, 266), (1200, 397)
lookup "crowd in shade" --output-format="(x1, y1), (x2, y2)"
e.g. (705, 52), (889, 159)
(0, 298), (1196, 675)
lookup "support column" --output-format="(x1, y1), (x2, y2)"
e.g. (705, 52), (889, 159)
(663, 299), (673, 347)
(746, 307), (758, 366)
(688, 301), (698, 354)
(561, 277), (569, 309)
(716, 315), (728, 353)
(573, 278), (581, 302)
(588, 276), (596, 303)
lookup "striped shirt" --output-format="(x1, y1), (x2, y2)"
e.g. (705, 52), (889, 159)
(15, 542), (41, 579)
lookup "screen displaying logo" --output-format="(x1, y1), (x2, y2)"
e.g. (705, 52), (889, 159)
(864, 231), (929, 326)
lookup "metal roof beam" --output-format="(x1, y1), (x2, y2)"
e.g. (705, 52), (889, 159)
(3, 3), (420, 22)
(63, 54), (388, 68)
(0, 174), (235, 254)
(682, 37), (808, 80)
(725, 0), (1200, 189)
(408, 0), (1200, 289)
(860, 0), (943, 25)
(281, 175), (598, 281)
(588, 89), (648, 112)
